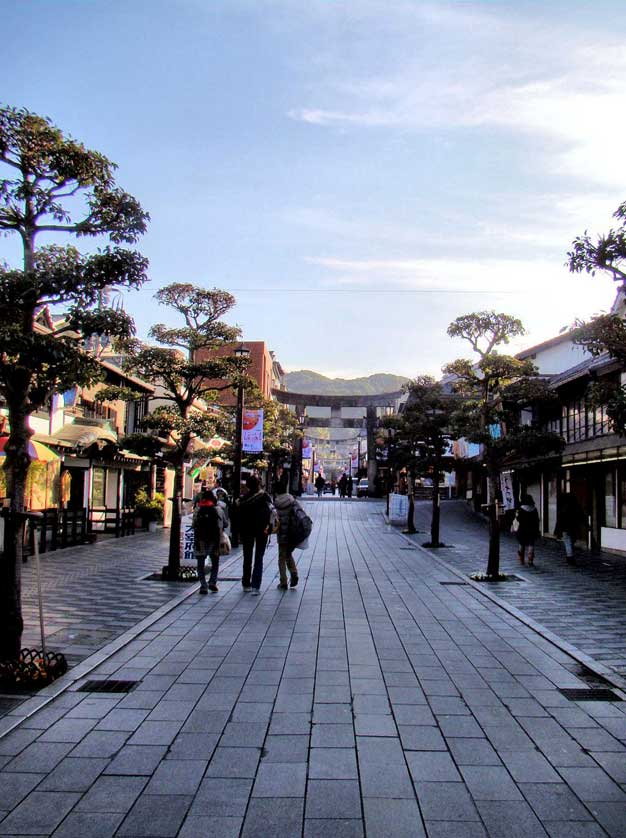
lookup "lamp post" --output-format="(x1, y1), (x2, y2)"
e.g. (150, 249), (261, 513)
(232, 343), (250, 547)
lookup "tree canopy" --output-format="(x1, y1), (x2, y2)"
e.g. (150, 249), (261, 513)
(0, 105), (149, 659)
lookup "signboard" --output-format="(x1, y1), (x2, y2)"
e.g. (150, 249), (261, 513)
(242, 409), (264, 453)
(389, 493), (409, 525)
(500, 472), (515, 511)
(181, 513), (195, 564)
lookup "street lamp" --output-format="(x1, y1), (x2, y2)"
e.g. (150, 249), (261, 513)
(232, 344), (250, 547)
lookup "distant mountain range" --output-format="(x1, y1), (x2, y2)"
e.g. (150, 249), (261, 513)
(284, 370), (409, 395)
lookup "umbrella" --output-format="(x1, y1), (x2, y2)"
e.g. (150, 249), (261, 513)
(0, 437), (59, 463)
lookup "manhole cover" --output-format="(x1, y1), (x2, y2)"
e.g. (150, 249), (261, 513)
(78, 679), (139, 694)
(559, 688), (623, 702)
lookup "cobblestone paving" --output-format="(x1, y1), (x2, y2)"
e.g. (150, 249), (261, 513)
(0, 500), (625, 837)
(407, 500), (626, 678)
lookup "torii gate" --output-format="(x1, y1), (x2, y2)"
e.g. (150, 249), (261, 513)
(272, 389), (403, 492)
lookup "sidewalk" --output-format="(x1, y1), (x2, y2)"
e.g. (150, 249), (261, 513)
(406, 500), (626, 679)
(0, 499), (624, 836)
(1, 530), (242, 721)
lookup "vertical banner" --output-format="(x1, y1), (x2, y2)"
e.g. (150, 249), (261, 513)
(500, 472), (515, 510)
(302, 440), (312, 459)
(242, 408), (264, 453)
(181, 513), (195, 563)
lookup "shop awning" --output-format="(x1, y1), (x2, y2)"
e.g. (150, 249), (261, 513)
(0, 436), (59, 463)
(48, 423), (118, 449)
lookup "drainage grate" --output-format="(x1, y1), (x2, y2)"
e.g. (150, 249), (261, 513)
(218, 577), (241, 582)
(78, 679), (138, 694)
(440, 581), (468, 586)
(559, 688), (623, 702)
(400, 547), (417, 551)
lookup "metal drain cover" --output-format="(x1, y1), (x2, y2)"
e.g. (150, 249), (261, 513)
(440, 581), (468, 586)
(78, 679), (139, 694)
(559, 688), (622, 702)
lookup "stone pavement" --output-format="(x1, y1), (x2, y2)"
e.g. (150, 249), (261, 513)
(0, 500), (625, 836)
(1, 530), (243, 720)
(407, 500), (626, 679)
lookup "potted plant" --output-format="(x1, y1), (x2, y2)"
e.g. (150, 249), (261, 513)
(134, 489), (165, 532)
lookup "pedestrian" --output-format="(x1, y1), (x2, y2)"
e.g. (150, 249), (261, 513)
(315, 473), (325, 498)
(238, 475), (274, 596)
(192, 489), (223, 594)
(347, 475), (353, 498)
(554, 492), (583, 564)
(338, 473), (348, 498)
(273, 474), (302, 590)
(514, 493), (540, 567)
(214, 487), (231, 536)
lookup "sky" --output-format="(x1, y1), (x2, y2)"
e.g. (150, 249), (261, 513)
(3, 0), (626, 380)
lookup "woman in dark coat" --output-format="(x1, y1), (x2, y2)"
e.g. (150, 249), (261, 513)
(515, 493), (540, 567)
(554, 492), (583, 564)
(238, 475), (272, 595)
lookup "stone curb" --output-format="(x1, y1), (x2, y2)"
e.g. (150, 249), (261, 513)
(0, 548), (243, 740)
(384, 513), (626, 695)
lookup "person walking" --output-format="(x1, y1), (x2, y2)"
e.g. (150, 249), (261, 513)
(554, 492), (584, 565)
(347, 475), (354, 498)
(238, 475), (273, 596)
(192, 489), (223, 594)
(338, 473), (348, 498)
(274, 474), (301, 590)
(315, 473), (325, 498)
(514, 493), (540, 567)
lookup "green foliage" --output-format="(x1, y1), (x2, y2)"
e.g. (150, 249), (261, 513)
(445, 312), (561, 463)
(571, 314), (626, 364)
(111, 284), (245, 468)
(134, 488), (164, 522)
(568, 200), (626, 284)
(447, 311), (525, 356)
(0, 104), (149, 657)
(384, 377), (458, 475)
(0, 106), (148, 243)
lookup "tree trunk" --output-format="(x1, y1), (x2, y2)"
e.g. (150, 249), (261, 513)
(486, 470), (501, 577)
(430, 463), (441, 547)
(165, 460), (184, 579)
(0, 405), (32, 660)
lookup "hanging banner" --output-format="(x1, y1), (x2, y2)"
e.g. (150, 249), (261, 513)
(302, 440), (312, 459)
(500, 472), (515, 510)
(242, 409), (264, 453)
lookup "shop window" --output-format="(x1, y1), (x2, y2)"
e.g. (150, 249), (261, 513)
(620, 471), (626, 530)
(605, 468), (617, 528)
(92, 468), (106, 507)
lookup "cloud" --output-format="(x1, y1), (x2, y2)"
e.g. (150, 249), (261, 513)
(287, 4), (626, 187)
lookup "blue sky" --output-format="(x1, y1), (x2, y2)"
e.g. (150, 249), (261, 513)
(3, 0), (626, 378)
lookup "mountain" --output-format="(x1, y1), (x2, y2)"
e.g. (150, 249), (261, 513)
(284, 370), (408, 395)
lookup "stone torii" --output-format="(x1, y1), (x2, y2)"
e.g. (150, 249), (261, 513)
(271, 389), (403, 493)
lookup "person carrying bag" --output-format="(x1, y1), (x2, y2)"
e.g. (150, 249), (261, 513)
(274, 475), (312, 590)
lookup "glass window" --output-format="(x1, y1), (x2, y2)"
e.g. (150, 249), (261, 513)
(92, 468), (106, 507)
(620, 470), (626, 530)
(605, 468), (616, 528)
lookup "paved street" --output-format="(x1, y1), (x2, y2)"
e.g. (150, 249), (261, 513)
(407, 500), (626, 679)
(0, 499), (625, 837)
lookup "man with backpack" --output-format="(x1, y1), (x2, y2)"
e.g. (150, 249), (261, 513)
(192, 489), (223, 594)
(237, 475), (275, 596)
(274, 474), (312, 590)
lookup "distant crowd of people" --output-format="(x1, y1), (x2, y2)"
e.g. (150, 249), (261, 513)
(314, 472), (354, 497)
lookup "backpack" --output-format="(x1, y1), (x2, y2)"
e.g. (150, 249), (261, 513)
(288, 502), (313, 546)
(193, 504), (221, 542)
